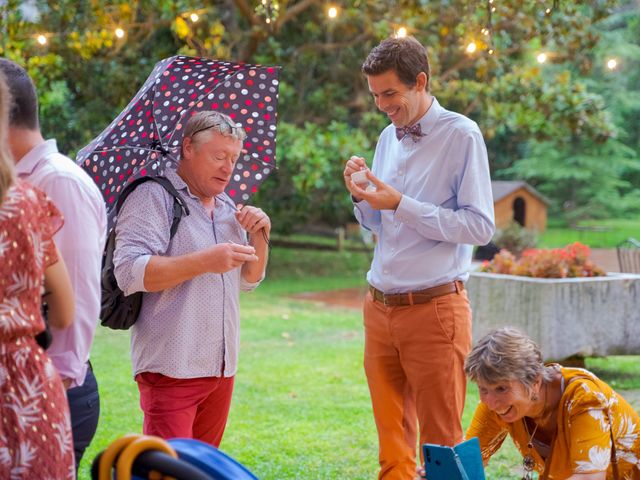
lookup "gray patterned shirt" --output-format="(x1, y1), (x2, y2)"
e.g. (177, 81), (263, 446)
(113, 169), (260, 378)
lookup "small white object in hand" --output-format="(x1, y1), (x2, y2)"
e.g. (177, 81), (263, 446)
(351, 169), (369, 185)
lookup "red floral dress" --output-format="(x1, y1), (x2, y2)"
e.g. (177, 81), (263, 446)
(0, 180), (74, 479)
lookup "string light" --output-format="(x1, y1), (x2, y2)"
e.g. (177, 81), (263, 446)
(255, 0), (279, 26)
(24, 0), (614, 75)
(485, 0), (494, 56)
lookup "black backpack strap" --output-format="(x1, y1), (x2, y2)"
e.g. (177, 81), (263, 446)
(116, 176), (190, 238)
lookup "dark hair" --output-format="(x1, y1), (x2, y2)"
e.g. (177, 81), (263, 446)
(0, 59), (39, 129)
(0, 71), (16, 204)
(362, 36), (431, 91)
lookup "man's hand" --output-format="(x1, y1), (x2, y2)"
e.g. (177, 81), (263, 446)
(350, 170), (402, 211)
(236, 206), (271, 283)
(343, 155), (369, 201)
(236, 206), (271, 236)
(202, 242), (258, 273)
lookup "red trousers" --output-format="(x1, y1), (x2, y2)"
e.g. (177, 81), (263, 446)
(136, 372), (234, 447)
(363, 288), (472, 480)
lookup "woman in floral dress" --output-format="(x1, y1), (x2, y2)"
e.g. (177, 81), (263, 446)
(465, 327), (640, 480)
(0, 72), (76, 478)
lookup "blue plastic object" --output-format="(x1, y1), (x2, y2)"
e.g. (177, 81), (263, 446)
(423, 437), (485, 480)
(168, 438), (258, 480)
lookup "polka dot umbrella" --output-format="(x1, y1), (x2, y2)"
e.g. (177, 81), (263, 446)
(76, 55), (280, 230)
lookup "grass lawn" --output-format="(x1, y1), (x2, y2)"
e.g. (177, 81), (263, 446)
(78, 247), (640, 479)
(538, 217), (640, 248)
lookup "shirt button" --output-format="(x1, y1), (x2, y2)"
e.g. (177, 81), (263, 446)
(398, 170), (403, 175)
(384, 270), (389, 274)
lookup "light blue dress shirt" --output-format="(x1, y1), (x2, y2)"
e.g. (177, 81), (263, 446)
(354, 97), (495, 294)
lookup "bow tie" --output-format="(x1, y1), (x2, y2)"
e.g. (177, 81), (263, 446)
(395, 123), (424, 142)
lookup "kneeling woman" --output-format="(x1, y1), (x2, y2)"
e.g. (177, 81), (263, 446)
(465, 327), (640, 480)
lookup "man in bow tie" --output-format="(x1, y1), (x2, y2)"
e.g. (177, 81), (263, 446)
(342, 36), (495, 479)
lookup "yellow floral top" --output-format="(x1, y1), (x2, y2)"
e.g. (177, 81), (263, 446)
(466, 367), (640, 479)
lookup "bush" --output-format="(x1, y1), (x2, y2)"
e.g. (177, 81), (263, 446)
(492, 222), (538, 256)
(253, 121), (374, 234)
(480, 242), (606, 278)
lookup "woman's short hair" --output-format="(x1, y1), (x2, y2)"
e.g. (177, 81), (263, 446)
(183, 111), (247, 147)
(0, 71), (15, 204)
(362, 36), (431, 91)
(464, 327), (555, 391)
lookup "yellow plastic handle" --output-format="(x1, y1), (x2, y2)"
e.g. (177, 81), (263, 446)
(99, 434), (144, 479)
(115, 436), (178, 480)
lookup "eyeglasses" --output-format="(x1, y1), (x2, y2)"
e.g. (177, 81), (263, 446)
(189, 120), (243, 139)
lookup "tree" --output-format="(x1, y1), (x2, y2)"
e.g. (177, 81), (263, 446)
(507, 2), (640, 222)
(2, 0), (636, 230)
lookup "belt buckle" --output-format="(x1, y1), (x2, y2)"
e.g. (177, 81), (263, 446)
(382, 293), (389, 306)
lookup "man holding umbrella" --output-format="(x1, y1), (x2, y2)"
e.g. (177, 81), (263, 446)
(113, 111), (270, 446)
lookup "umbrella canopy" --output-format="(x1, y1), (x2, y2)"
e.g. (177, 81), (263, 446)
(76, 55), (280, 228)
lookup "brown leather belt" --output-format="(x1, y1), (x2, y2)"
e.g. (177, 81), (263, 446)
(369, 281), (464, 306)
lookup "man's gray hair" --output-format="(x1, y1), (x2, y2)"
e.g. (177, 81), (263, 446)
(183, 111), (247, 145)
(464, 327), (555, 392)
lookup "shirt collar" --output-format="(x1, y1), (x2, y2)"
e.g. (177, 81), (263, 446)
(165, 167), (189, 191)
(415, 96), (442, 138)
(14, 139), (59, 177)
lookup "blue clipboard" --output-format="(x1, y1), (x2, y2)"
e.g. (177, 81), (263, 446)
(422, 437), (485, 480)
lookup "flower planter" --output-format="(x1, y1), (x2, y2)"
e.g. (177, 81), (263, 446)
(466, 271), (640, 360)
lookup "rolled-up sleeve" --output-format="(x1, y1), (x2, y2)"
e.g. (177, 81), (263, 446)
(113, 183), (172, 296)
(240, 275), (263, 292)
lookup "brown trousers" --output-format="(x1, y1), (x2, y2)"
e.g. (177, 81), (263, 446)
(363, 288), (472, 480)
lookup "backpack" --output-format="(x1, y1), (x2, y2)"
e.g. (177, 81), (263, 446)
(100, 176), (189, 330)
